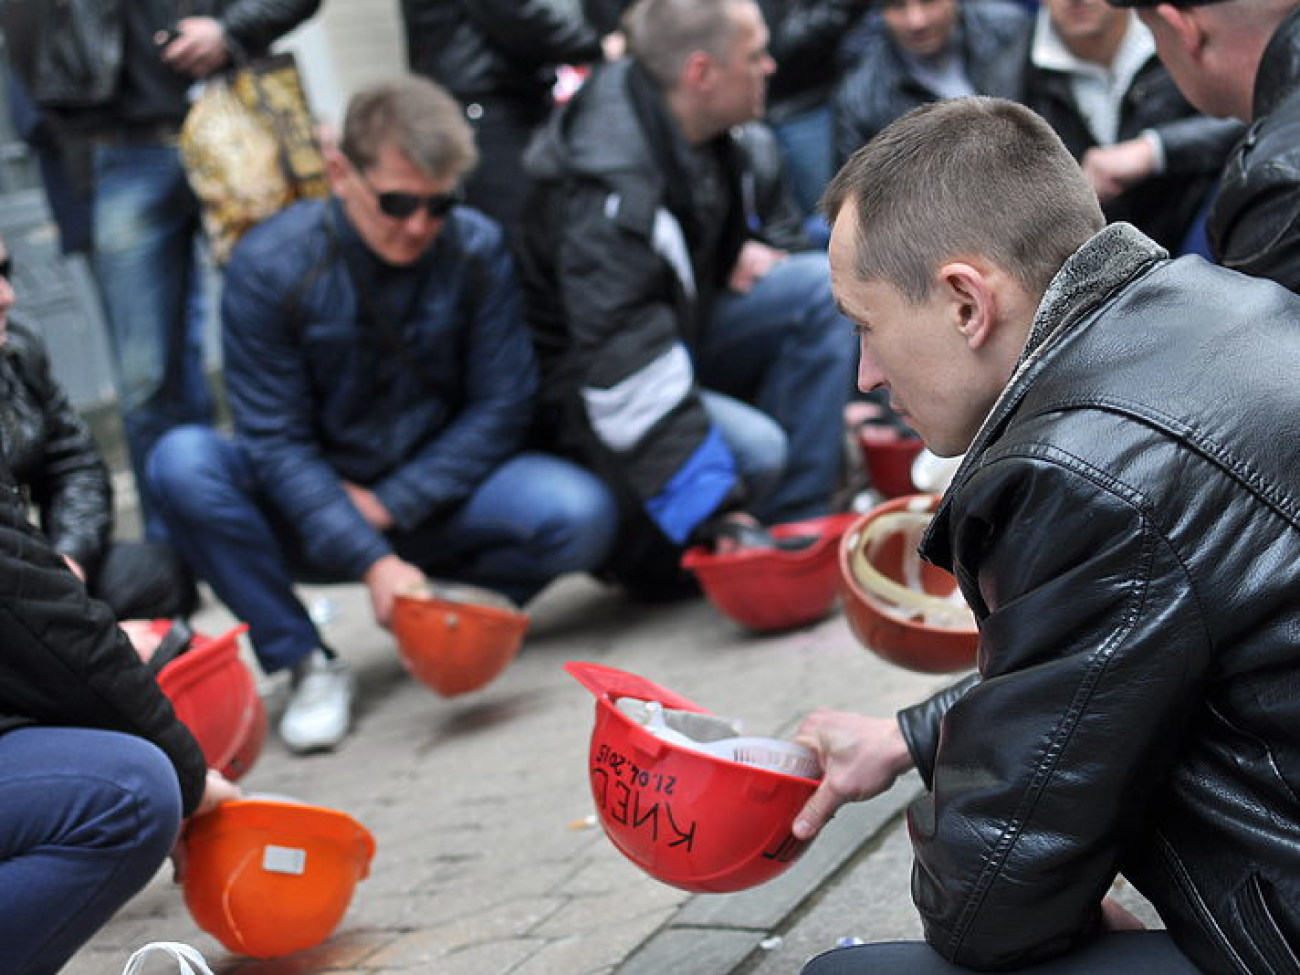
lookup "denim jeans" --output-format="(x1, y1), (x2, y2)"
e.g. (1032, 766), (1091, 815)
(0, 727), (182, 975)
(802, 933), (1200, 974)
(701, 389), (787, 508)
(773, 103), (835, 218)
(701, 250), (857, 524)
(147, 426), (619, 673)
(93, 143), (213, 537)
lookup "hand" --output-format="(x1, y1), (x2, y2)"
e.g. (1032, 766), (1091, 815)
(61, 554), (86, 582)
(728, 240), (787, 294)
(344, 481), (395, 531)
(791, 710), (914, 841)
(601, 31), (626, 61)
(173, 769), (242, 882)
(157, 17), (230, 78)
(1081, 137), (1156, 204)
(363, 554), (426, 629)
(119, 619), (165, 662)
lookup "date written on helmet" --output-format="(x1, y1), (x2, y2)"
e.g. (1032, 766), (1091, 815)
(592, 744), (694, 850)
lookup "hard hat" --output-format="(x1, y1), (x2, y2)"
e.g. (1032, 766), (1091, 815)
(857, 424), (925, 498)
(566, 661), (821, 894)
(391, 581), (528, 697)
(838, 494), (978, 673)
(181, 797), (376, 959)
(156, 623), (267, 781)
(681, 512), (860, 633)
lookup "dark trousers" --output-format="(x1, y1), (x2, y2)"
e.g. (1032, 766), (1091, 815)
(803, 933), (1200, 974)
(91, 539), (197, 621)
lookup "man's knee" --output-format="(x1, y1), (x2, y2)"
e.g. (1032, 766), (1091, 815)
(146, 425), (235, 514)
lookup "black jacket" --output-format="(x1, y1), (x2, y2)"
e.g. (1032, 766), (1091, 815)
(28, 0), (319, 112)
(757, 0), (870, 123)
(0, 320), (112, 578)
(0, 457), (207, 815)
(902, 224), (1300, 973)
(519, 59), (749, 549)
(400, 0), (602, 111)
(1209, 7), (1300, 292)
(834, 1), (1029, 163)
(1021, 42), (1242, 251)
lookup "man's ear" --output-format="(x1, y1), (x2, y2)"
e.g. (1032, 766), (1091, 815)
(935, 262), (997, 350)
(1151, 3), (1206, 57)
(324, 143), (351, 195)
(680, 49), (714, 91)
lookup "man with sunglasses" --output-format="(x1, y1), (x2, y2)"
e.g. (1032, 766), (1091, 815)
(146, 76), (619, 753)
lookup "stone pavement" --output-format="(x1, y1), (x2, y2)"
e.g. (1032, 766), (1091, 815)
(62, 564), (965, 975)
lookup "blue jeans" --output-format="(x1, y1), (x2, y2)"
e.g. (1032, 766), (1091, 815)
(802, 933), (1199, 974)
(93, 143), (213, 537)
(701, 389), (787, 508)
(146, 426), (619, 673)
(773, 103), (835, 217)
(701, 250), (856, 524)
(0, 727), (182, 975)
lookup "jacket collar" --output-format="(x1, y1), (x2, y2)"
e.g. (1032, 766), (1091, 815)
(920, 223), (1166, 567)
(1253, 6), (1300, 120)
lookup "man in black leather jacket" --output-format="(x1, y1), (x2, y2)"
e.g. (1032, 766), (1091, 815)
(1111, 0), (1300, 291)
(795, 97), (1300, 974)
(400, 0), (613, 240)
(20, 0), (320, 539)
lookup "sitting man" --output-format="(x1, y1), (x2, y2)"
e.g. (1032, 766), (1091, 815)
(833, 0), (1028, 164)
(1018, 0), (1242, 252)
(518, 0), (858, 598)
(0, 238), (195, 622)
(796, 97), (1300, 973)
(148, 76), (618, 754)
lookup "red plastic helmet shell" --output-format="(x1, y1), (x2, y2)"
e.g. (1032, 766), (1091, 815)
(857, 426), (925, 498)
(391, 583), (529, 697)
(157, 623), (267, 781)
(182, 798), (375, 958)
(681, 512), (860, 633)
(566, 661), (820, 894)
(838, 494), (978, 673)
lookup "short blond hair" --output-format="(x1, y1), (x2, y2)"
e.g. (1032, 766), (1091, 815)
(340, 75), (478, 181)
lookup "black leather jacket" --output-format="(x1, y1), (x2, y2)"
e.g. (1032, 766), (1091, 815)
(1021, 44), (1243, 251)
(0, 457), (207, 815)
(0, 320), (112, 578)
(757, 0), (870, 123)
(28, 0), (319, 110)
(1209, 7), (1300, 292)
(400, 0), (602, 111)
(899, 224), (1300, 973)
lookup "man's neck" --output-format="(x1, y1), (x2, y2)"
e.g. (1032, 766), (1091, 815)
(666, 87), (722, 146)
(1060, 19), (1128, 68)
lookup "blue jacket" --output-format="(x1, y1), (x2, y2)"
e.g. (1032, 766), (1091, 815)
(222, 197), (538, 578)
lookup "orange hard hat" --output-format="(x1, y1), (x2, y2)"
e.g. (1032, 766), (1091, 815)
(391, 581), (528, 697)
(157, 623), (267, 781)
(566, 661), (821, 894)
(181, 797), (375, 959)
(681, 512), (859, 633)
(838, 494), (978, 673)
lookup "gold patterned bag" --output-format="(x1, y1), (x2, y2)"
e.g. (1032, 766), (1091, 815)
(180, 53), (328, 263)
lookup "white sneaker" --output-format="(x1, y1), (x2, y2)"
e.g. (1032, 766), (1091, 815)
(279, 650), (353, 753)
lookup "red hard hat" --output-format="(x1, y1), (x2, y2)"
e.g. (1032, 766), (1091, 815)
(681, 512), (860, 633)
(838, 494), (978, 673)
(157, 623), (267, 781)
(566, 661), (821, 894)
(857, 425), (926, 498)
(391, 582), (528, 697)
(182, 797), (375, 958)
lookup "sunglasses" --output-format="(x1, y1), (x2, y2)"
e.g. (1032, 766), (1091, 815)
(356, 168), (460, 220)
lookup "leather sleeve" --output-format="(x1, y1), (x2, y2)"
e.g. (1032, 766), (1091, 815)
(457, 0), (602, 66)
(909, 452), (1212, 970)
(217, 0), (322, 58)
(0, 464), (207, 815)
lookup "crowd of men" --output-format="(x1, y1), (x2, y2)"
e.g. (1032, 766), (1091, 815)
(2, 0), (1300, 971)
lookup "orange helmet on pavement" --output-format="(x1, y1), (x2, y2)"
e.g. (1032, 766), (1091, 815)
(681, 513), (859, 632)
(838, 494), (978, 673)
(391, 582), (528, 697)
(566, 661), (821, 894)
(156, 623), (267, 781)
(181, 797), (375, 959)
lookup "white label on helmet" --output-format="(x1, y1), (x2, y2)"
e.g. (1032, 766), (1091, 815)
(262, 845), (307, 875)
